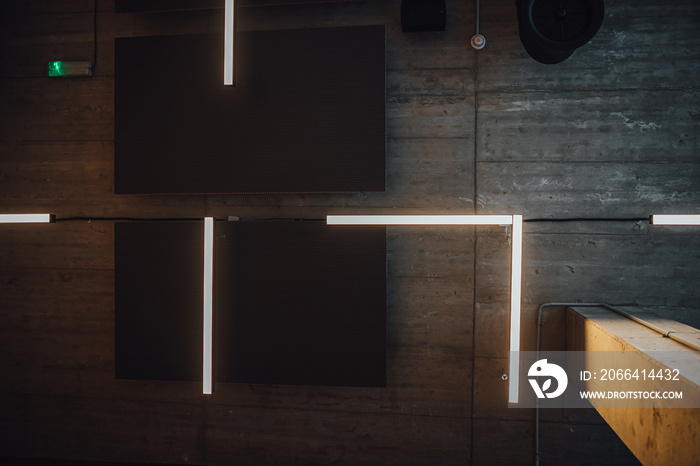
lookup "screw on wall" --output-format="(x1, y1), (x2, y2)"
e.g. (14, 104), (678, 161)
(471, 0), (486, 50)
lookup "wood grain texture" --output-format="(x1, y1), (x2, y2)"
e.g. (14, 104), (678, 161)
(477, 90), (699, 163)
(475, 224), (700, 357)
(478, 0), (700, 92)
(477, 161), (700, 217)
(2, 0), (699, 463)
(206, 137), (474, 209)
(206, 404), (469, 466)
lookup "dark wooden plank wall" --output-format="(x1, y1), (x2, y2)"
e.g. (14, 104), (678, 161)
(1, 0), (698, 465)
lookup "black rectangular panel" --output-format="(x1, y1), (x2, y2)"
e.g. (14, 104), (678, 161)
(215, 222), (386, 387)
(115, 222), (204, 381)
(115, 0), (358, 12)
(115, 221), (386, 387)
(115, 26), (385, 194)
(116, 0), (221, 12)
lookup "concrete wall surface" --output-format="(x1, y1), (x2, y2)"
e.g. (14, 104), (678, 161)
(1, 0), (698, 464)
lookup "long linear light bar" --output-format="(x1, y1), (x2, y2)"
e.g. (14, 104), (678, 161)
(224, 0), (235, 86)
(650, 214), (700, 226)
(0, 214), (54, 223)
(508, 215), (523, 404)
(327, 215), (514, 225)
(326, 214), (523, 404)
(203, 217), (214, 395)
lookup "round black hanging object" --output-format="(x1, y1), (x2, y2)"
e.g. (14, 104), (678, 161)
(516, 0), (605, 64)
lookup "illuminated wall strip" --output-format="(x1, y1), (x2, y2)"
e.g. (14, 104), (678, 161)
(508, 214), (523, 404)
(224, 0), (235, 85)
(650, 214), (700, 226)
(0, 214), (53, 223)
(203, 217), (214, 394)
(327, 215), (514, 225)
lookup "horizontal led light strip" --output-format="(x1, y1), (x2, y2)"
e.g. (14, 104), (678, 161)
(0, 214), (53, 223)
(327, 215), (514, 225)
(327, 214), (523, 404)
(203, 217), (214, 394)
(650, 214), (700, 225)
(224, 0), (235, 85)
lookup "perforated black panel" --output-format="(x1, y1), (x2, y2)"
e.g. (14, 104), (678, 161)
(215, 222), (386, 387)
(114, 221), (204, 381)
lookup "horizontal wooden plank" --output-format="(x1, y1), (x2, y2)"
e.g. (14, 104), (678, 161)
(477, 90), (699, 163)
(472, 357), (534, 421)
(1, 348), (469, 420)
(473, 417), (638, 465)
(0, 393), (206, 464)
(0, 77), (113, 141)
(0, 347), (470, 417)
(0, 161), (86, 204)
(523, 232), (700, 308)
(0, 140), (109, 164)
(208, 374), (469, 419)
(0, 141), (207, 216)
(388, 96), (474, 139)
(388, 276), (472, 349)
(632, 305), (700, 330)
(478, 0), (700, 92)
(1, 2), (474, 79)
(474, 228), (700, 357)
(388, 228), (475, 279)
(0, 223), (113, 269)
(387, 69), (473, 98)
(235, 0), (474, 72)
(471, 418), (534, 465)
(206, 404), (469, 465)
(523, 220), (650, 236)
(476, 161), (700, 218)
(387, 346), (469, 392)
(473, 301), (512, 359)
(207, 137), (474, 209)
(538, 419), (640, 466)
(0, 268), (470, 417)
(0, 1), (112, 14)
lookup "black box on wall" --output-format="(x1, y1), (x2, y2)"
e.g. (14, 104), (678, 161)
(401, 0), (447, 32)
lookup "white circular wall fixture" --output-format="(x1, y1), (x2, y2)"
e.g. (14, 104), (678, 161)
(471, 34), (486, 50)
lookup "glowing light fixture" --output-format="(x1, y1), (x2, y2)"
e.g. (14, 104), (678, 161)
(508, 215), (522, 404)
(0, 214), (54, 223)
(203, 217), (214, 394)
(48, 61), (92, 77)
(650, 214), (700, 226)
(327, 215), (513, 225)
(327, 214), (524, 404)
(224, 0), (235, 86)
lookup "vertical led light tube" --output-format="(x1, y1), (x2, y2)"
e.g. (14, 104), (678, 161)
(224, 0), (235, 85)
(508, 215), (523, 404)
(203, 217), (214, 394)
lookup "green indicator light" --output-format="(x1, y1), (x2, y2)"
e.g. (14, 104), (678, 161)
(48, 61), (65, 77)
(47, 61), (92, 78)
